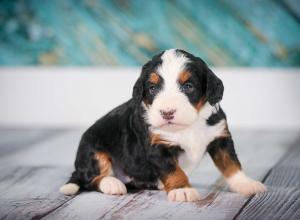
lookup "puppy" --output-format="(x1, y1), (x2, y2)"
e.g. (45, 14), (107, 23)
(60, 49), (266, 202)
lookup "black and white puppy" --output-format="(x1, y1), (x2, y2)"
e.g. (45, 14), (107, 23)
(60, 49), (266, 202)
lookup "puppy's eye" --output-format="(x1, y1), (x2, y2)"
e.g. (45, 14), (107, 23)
(181, 83), (194, 94)
(149, 86), (159, 96)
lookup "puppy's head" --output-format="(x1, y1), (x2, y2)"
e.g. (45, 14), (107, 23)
(133, 49), (223, 131)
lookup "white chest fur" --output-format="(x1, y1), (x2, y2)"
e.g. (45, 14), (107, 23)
(151, 103), (226, 176)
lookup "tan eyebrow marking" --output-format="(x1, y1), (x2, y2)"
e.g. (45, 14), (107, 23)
(149, 72), (160, 84)
(178, 71), (191, 84)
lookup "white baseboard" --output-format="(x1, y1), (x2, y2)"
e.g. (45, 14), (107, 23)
(0, 67), (299, 129)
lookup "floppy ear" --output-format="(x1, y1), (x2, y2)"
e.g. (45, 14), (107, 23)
(132, 61), (152, 103)
(132, 74), (144, 103)
(206, 67), (224, 105)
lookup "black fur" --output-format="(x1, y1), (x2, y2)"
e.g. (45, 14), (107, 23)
(177, 68), (205, 106)
(206, 106), (226, 126)
(205, 68), (224, 105)
(68, 50), (183, 190)
(207, 136), (242, 171)
(178, 49), (224, 105)
(65, 49), (235, 193)
(67, 100), (184, 190)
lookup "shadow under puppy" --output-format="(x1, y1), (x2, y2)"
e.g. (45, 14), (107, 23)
(60, 49), (266, 202)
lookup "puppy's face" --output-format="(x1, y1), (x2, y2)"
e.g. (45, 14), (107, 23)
(133, 49), (223, 131)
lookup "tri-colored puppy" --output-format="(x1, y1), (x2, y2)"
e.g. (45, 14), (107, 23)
(60, 49), (266, 202)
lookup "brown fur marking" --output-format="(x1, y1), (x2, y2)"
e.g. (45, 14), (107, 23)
(91, 152), (113, 186)
(150, 133), (174, 146)
(178, 71), (191, 84)
(195, 97), (205, 112)
(213, 150), (241, 178)
(149, 72), (160, 84)
(162, 164), (191, 192)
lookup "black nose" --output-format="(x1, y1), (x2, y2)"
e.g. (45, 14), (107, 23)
(160, 109), (176, 120)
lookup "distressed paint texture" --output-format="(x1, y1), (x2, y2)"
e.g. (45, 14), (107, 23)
(0, 129), (299, 219)
(0, 0), (299, 66)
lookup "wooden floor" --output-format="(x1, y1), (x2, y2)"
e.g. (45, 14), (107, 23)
(0, 129), (300, 220)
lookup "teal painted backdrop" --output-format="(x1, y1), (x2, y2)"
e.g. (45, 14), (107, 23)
(0, 0), (300, 66)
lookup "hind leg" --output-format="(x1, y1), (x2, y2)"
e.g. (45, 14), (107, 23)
(59, 171), (81, 195)
(60, 140), (100, 195)
(92, 152), (127, 195)
(60, 152), (127, 196)
(60, 138), (126, 196)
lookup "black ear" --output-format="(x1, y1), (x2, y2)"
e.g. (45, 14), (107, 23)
(206, 67), (224, 105)
(132, 61), (151, 103)
(132, 74), (144, 103)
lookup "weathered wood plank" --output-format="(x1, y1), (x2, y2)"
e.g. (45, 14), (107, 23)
(235, 137), (300, 220)
(223, 0), (300, 49)
(1, 0), (299, 66)
(43, 131), (299, 220)
(0, 129), (62, 158)
(0, 130), (297, 219)
(43, 181), (246, 220)
(0, 166), (74, 220)
(0, 130), (83, 167)
(43, 191), (151, 220)
(282, 0), (300, 23)
(235, 188), (300, 220)
(0, 130), (83, 219)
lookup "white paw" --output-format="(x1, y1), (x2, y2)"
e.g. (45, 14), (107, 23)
(99, 176), (127, 195)
(168, 188), (200, 202)
(157, 180), (164, 190)
(59, 183), (80, 195)
(227, 171), (267, 197)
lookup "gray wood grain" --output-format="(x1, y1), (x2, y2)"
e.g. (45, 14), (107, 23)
(0, 166), (74, 220)
(44, 130), (299, 220)
(0, 130), (82, 220)
(235, 137), (300, 220)
(43, 181), (247, 220)
(0, 130), (83, 167)
(0, 128), (63, 158)
(0, 129), (298, 219)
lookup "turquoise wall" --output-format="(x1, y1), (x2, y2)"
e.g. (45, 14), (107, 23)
(0, 0), (299, 66)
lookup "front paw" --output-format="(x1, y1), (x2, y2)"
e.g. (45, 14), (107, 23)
(168, 187), (200, 202)
(99, 176), (127, 195)
(227, 172), (267, 196)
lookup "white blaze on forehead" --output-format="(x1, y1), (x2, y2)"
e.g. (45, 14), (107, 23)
(158, 49), (190, 88)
